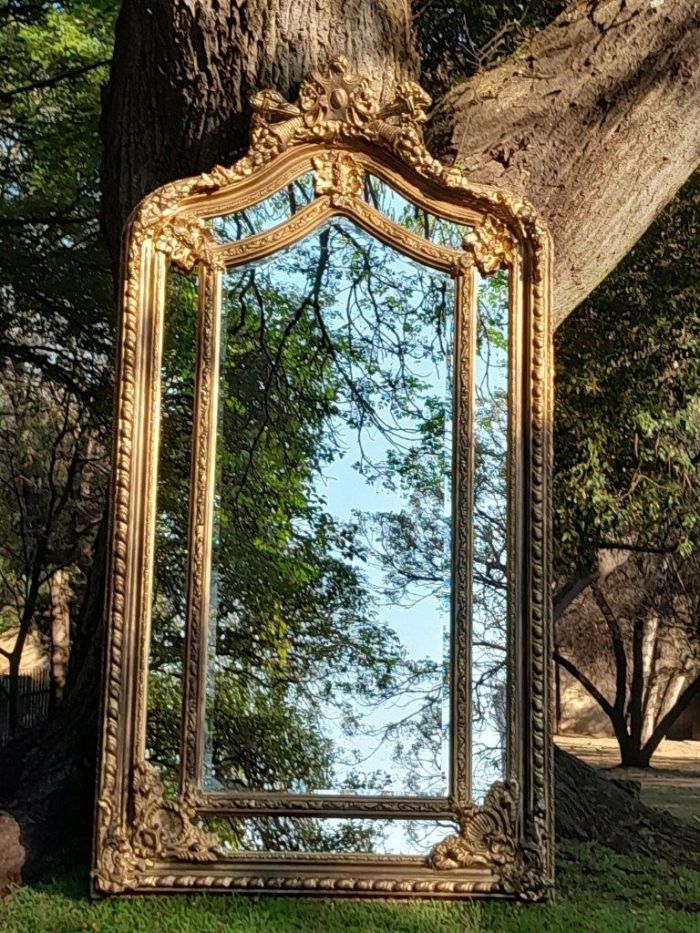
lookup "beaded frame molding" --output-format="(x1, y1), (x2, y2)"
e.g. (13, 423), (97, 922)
(92, 57), (554, 900)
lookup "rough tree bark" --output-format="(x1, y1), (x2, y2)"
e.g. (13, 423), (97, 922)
(429, 0), (700, 325)
(101, 0), (700, 326)
(101, 0), (418, 264)
(49, 569), (70, 710)
(3, 0), (700, 872)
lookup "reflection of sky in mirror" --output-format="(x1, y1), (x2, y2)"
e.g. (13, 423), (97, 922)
(201, 815), (459, 857)
(314, 293), (453, 802)
(205, 211), (455, 816)
(363, 175), (471, 249)
(472, 270), (509, 802)
(210, 173), (315, 241)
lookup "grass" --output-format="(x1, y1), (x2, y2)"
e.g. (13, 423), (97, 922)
(2, 844), (700, 932)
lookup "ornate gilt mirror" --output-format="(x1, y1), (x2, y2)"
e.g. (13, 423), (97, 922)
(93, 58), (553, 900)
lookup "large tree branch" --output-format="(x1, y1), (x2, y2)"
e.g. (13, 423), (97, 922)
(428, 0), (700, 325)
(0, 60), (111, 103)
(553, 545), (633, 621)
(553, 571), (597, 621)
(592, 583), (627, 716)
(554, 650), (617, 722)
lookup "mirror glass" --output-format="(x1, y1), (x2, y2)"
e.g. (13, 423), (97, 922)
(471, 270), (509, 801)
(203, 214), (456, 798)
(211, 173), (315, 242)
(199, 815), (459, 856)
(145, 266), (198, 788)
(146, 187), (513, 814)
(363, 175), (471, 248)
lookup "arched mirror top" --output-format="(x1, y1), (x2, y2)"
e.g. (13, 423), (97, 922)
(125, 57), (549, 279)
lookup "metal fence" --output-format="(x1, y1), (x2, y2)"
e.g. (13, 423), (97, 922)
(0, 668), (51, 745)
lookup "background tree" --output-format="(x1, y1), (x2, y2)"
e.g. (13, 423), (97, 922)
(554, 171), (700, 766)
(0, 0), (115, 714)
(0, 0), (116, 862)
(0, 360), (107, 736)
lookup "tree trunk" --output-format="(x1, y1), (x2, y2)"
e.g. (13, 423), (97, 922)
(619, 745), (653, 769)
(100, 0), (418, 264)
(49, 569), (71, 710)
(428, 0), (700, 325)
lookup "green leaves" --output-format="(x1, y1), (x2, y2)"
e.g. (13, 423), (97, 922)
(555, 172), (700, 574)
(1, 1), (117, 412)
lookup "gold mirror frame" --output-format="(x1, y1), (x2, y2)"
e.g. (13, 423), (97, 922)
(93, 57), (553, 900)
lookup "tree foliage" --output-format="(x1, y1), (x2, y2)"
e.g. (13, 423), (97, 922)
(554, 171), (700, 760)
(555, 172), (700, 574)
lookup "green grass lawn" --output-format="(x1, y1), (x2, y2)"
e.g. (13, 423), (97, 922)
(2, 844), (700, 933)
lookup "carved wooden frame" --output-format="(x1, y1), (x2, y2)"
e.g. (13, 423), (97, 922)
(93, 57), (553, 900)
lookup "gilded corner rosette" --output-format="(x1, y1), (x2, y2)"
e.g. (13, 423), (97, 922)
(152, 213), (220, 271)
(93, 764), (222, 894)
(430, 782), (518, 874)
(429, 782), (551, 900)
(131, 763), (223, 863)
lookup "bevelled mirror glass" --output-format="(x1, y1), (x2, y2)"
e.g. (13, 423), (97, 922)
(94, 58), (553, 900)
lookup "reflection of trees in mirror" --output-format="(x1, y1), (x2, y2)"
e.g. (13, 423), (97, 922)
(146, 187), (512, 852)
(472, 271), (508, 802)
(146, 268), (198, 790)
(203, 212), (456, 816)
(202, 814), (379, 855)
(363, 175), (471, 248)
(199, 814), (459, 856)
(210, 174), (315, 242)
(209, 173), (472, 250)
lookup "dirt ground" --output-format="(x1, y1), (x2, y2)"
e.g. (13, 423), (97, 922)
(556, 734), (700, 824)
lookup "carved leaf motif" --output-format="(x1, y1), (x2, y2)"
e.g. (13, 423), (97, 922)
(430, 782), (518, 873)
(132, 763), (222, 862)
(312, 152), (364, 205)
(152, 214), (219, 270)
(462, 216), (514, 276)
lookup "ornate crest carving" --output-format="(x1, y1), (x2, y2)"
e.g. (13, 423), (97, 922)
(312, 152), (364, 205)
(235, 56), (430, 170)
(200, 58), (436, 191)
(130, 57), (518, 277)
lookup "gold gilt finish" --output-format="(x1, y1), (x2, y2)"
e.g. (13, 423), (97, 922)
(93, 57), (553, 900)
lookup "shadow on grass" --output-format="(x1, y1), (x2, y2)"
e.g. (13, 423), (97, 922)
(4, 844), (700, 932)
